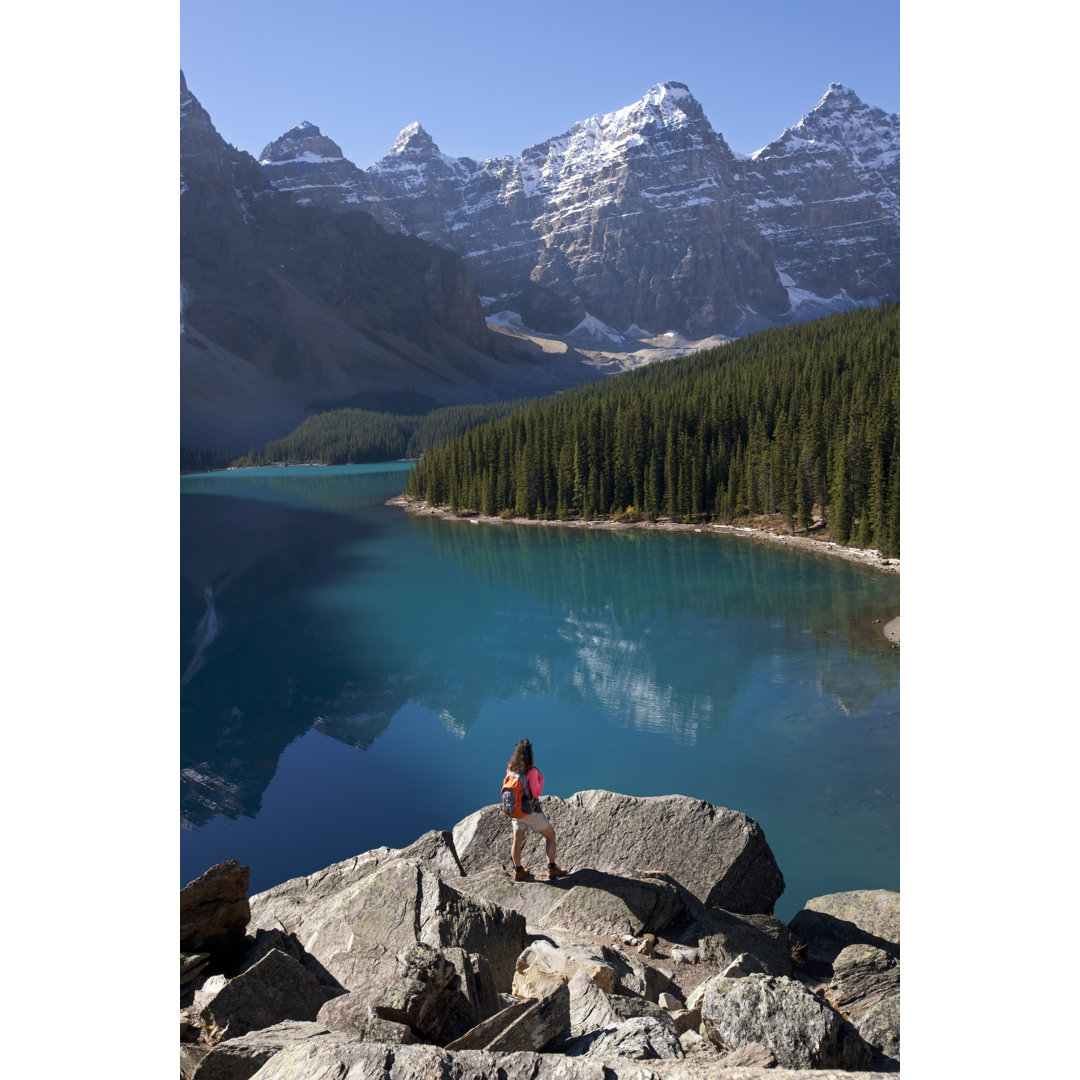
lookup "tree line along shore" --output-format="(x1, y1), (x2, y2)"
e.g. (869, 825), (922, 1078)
(405, 306), (899, 558)
(189, 307), (899, 561)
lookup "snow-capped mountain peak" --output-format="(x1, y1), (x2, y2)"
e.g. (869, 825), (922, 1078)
(819, 82), (860, 105)
(752, 83), (899, 169)
(260, 122), (345, 165)
(388, 122), (439, 156)
(249, 79), (899, 339)
(597, 81), (704, 135)
(553, 80), (715, 158)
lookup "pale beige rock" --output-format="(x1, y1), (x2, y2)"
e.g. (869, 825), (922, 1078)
(719, 1041), (777, 1068)
(512, 939), (617, 998)
(668, 1009), (700, 1035)
(669, 947), (698, 964)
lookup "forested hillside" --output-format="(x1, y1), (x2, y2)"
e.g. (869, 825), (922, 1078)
(406, 306), (899, 555)
(230, 399), (535, 467)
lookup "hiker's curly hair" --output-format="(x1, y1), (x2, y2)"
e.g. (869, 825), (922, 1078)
(508, 738), (533, 774)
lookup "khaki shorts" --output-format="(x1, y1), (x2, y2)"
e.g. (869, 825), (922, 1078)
(511, 809), (552, 834)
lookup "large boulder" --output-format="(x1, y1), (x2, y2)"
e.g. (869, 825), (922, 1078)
(787, 889), (900, 963)
(457, 866), (686, 940)
(699, 972), (874, 1071)
(318, 991), (416, 1044)
(194, 949), (341, 1042)
(181, 861), (251, 957)
(183, 1019), (326, 1080)
(513, 939), (618, 998)
(452, 791), (785, 916)
(246, 831), (463, 935)
(237, 928), (340, 990)
(563, 1015), (684, 1060)
(553, 973), (682, 1057)
(607, 995), (680, 1033)
(373, 942), (492, 1045)
(248, 856), (526, 992)
(680, 908), (792, 975)
(825, 944), (900, 1067)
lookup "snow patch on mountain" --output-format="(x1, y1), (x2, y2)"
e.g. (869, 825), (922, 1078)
(261, 151), (344, 166)
(782, 286), (875, 320)
(485, 310), (527, 330)
(568, 313), (627, 344)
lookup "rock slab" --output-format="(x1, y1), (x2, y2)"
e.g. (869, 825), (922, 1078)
(453, 791), (785, 916)
(195, 948), (340, 1042)
(788, 889), (900, 963)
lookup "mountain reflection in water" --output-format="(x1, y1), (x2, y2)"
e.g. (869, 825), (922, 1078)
(181, 463), (899, 920)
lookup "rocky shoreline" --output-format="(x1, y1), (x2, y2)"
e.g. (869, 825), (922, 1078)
(387, 495), (900, 646)
(181, 791), (900, 1078)
(387, 496), (900, 574)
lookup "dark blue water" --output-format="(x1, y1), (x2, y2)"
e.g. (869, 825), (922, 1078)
(181, 462), (899, 922)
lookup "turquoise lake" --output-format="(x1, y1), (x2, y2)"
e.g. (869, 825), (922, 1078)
(180, 462), (899, 923)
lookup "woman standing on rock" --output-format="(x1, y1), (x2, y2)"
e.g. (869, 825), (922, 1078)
(506, 738), (568, 882)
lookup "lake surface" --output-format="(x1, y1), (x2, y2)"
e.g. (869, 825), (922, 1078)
(180, 462), (899, 923)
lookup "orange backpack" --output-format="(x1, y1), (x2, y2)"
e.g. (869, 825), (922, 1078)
(500, 771), (534, 818)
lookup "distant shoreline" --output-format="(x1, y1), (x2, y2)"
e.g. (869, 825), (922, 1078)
(388, 495), (900, 648)
(387, 494), (898, 570)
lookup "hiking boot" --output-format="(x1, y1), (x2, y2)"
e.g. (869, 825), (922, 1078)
(513, 866), (532, 881)
(547, 864), (569, 880)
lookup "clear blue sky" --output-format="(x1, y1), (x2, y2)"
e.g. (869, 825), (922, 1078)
(180, 0), (899, 166)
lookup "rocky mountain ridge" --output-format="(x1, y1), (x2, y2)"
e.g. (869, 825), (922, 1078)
(180, 72), (601, 457)
(257, 81), (899, 339)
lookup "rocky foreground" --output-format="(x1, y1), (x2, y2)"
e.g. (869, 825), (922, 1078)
(180, 791), (900, 1078)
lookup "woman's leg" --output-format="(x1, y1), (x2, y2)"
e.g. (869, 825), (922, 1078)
(540, 824), (557, 864)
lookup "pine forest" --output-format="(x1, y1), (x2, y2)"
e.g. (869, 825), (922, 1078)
(228, 399), (534, 469)
(405, 306), (899, 556)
